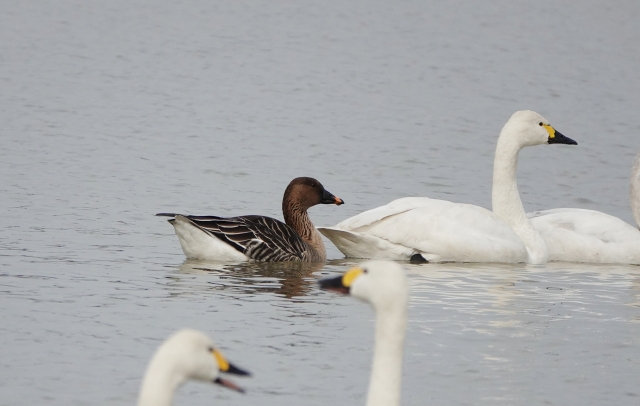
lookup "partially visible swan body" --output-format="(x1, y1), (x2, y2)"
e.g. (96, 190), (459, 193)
(320, 261), (408, 406)
(158, 177), (344, 262)
(528, 153), (640, 264)
(137, 329), (250, 406)
(319, 111), (577, 264)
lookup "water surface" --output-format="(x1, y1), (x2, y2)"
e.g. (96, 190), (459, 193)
(1, 1), (640, 405)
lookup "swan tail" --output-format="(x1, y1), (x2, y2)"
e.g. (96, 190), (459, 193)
(317, 227), (417, 260)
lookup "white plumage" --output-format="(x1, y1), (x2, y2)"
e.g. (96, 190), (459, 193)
(319, 111), (577, 264)
(528, 153), (640, 264)
(137, 329), (249, 406)
(320, 261), (408, 406)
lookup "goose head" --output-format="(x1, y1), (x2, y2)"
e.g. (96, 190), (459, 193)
(319, 261), (409, 311)
(140, 329), (250, 397)
(501, 110), (577, 148)
(283, 177), (344, 211)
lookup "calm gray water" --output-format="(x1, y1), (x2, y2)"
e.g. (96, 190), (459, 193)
(1, 1), (640, 405)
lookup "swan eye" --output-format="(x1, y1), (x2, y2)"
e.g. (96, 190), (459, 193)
(363, 268), (368, 274)
(208, 346), (214, 353)
(539, 122), (543, 126)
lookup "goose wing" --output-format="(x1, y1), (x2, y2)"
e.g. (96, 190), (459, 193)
(175, 215), (309, 262)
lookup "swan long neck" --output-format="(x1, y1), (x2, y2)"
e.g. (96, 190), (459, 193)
(283, 201), (326, 261)
(631, 153), (640, 228)
(367, 304), (407, 406)
(137, 356), (184, 406)
(491, 131), (548, 264)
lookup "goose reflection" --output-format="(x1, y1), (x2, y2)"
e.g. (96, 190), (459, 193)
(175, 260), (325, 298)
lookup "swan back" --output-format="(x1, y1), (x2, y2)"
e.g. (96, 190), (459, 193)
(138, 329), (248, 406)
(631, 153), (640, 228)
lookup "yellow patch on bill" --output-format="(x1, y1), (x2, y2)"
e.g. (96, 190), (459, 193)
(342, 267), (364, 287)
(543, 124), (556, 138)
(213, 349), (230, 371)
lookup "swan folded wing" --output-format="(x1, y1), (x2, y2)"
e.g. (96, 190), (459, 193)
(529, 208), (640, 263)
(335, 197), (443, 230)
(317, 227), (417, 260)
(351, 202), (528, 263)
(184, 215), (308, 262)
(529, 208), (640, 242)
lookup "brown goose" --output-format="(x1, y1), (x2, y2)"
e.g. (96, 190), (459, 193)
(157, 177), (344, 262)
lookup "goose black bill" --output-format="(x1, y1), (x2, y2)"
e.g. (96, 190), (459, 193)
(321, 189), (345, 205)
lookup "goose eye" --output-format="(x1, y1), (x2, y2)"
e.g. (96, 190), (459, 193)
(363, 268), (368, 274)
(208, 346), (214, 352)
(539, 122), (543, 126)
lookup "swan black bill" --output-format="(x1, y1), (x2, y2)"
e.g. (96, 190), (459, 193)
(214, 377), (246, 393)
(321, 190), (345, 205)
(548, 131), (577, 145)
(226, 362), (251, 376)
(318, 274), (350, 294)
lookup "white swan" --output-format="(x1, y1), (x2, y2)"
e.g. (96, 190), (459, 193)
(319, 261), (408, 406)
(528, 153), (640, 264)
(318, 110), (577, 264)
(137, 329), (250, 406)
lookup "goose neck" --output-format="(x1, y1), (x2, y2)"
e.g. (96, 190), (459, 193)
(283, 201), (326, 260)
(367, 305), (407, 406)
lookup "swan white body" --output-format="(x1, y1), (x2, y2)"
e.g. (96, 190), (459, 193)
(528, 153), (640, 264)
(319, 111), (577, 264)
(138, 329), (248, 406)
(320, 261), (408, 406)
(320, 197), (528, 263)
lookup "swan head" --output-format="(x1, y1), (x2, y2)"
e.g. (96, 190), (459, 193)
(318, 261), (409, 311)
(284, 177), (344, 210)
(142, 329), (250, 394)
(502, 110), (577, 147)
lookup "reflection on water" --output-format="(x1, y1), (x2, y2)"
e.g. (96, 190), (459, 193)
(176, 260), (325, 298)
(168, 259), (362, 299)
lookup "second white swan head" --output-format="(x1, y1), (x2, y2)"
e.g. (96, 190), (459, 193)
(137, 329), (250, 406)
(319, 261), (409, 311)
(500, 110), (578, 148)
(320, 261), (408, 406)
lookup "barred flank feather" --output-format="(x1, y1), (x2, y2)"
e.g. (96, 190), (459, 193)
(157, 177), (343, 262)
(158, 214), (324, 262)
